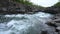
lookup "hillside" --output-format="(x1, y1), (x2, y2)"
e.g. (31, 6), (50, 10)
(53, 2), (60, 7)
(43, 2), (60, 14)
(0, 0), (44, 14)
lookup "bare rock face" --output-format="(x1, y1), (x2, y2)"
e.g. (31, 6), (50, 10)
(0, 0), (40, 14)
(0, 0), (9, 7)
(44, 7), (60, 14)
(0, 0), (25, 14)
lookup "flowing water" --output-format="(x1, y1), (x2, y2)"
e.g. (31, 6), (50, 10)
(0, 12), (58, 34)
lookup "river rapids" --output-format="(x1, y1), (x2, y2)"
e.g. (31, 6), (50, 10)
(0, 12), (58, 34)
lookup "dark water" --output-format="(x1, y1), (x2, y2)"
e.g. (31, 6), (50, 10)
(0, 12), (58, 34)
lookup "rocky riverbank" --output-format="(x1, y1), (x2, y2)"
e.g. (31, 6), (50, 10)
(45, 2), (60, 34)
(46, 13), (60, 34)
(0, 0), (60, 15)
(0, 0), (42, 14)
(44, 7), (60, 14)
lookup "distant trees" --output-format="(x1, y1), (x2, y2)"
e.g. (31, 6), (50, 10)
(10, 0), (44, 9)
(53, 2), (60, 7)
(13, 0), (33, 5)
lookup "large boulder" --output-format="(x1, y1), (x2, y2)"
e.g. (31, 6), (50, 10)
(44, 7), (60, 14)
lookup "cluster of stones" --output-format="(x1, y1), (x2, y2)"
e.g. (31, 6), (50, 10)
(0, 0), (40, 14)
(46, 14), (60, 34)
(44, 7), (60, 14)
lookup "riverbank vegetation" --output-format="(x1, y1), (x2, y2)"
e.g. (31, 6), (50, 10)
(53, 2), (60, 7)
(12, 0), (44, 9)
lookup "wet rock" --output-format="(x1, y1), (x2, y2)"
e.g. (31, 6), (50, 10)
(0, 16), (13, 23)
(46, 15), (60, 34)
(53, 18), (60, 22)
(58, 31), (60, 34)
(46, 21), (57, 27)
(41, 31), (48, 34)
(44, 7), (60, 14)
(54, 14), (60, 19)
(56, 27), (60, 32)
(46, 17), (60, 26)
(56, 27), (60, 30)
(55, 23), (60, 26)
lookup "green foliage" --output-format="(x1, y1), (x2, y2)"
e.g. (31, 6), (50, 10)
(14, 0), (33, 5)
(53, 2), (60, 7)
(13, 0), (44, 8)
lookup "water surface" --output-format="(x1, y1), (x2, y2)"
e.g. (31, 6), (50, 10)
(0, 12), (57, 34)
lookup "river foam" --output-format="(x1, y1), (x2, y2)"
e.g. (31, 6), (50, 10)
(0, 12), (57, 34)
